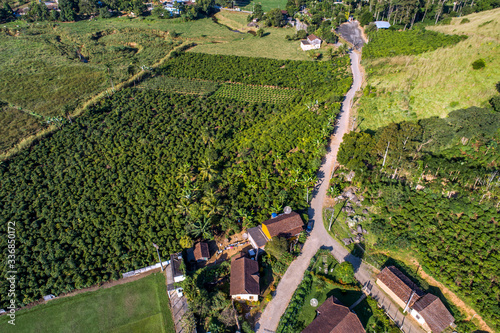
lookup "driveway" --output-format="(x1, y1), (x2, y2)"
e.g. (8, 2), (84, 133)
(336, 21), (366, 49)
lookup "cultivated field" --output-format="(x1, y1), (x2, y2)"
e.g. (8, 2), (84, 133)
(357, 8), (500, 130)
(213, 83), (298, 103)
(0, 273), (174, 333)
(235, 0), (288, 12)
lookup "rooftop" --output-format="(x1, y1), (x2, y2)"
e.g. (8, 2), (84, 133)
(230, 253), (260, 296)
(302, 296), (365, 333)
(247, 226), (268, 248)
(377, 266), (424, 307)
(262, 211), (303, 239)
(194, 242), (209, 260)
(170, 253), (184, 278)
(413, 294), (455, 333)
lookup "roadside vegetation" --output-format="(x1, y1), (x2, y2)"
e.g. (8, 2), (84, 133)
(0, 273), (174, 333)
(363, 28), (467, 58)
(334, 106), (500, 331)
(276, 250), (398, 332)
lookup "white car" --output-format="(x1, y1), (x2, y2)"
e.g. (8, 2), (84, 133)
(176, 287), (184, 298)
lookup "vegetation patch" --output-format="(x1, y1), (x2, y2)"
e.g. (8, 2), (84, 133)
(139, 76), (220, 96)
(212, 84), (298, 104)
(363, 28), (467, 59)
(0, 103), (44, 153)
(0, 273), (174, 333)
(336, 107), (500, 330)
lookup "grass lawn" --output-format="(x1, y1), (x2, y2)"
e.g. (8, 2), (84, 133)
(357, 8), (500, 131)
(0, 273), (174, 333)
(235, 0), (288, 12)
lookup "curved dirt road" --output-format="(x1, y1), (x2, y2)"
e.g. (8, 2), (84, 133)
(255, 50), (363, 333)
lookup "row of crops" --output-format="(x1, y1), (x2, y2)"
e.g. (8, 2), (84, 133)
(139, 76), (220, 96)
(211, 84), (298, 104)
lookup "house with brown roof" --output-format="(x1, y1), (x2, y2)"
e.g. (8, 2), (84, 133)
(377, 266), (455, 333)
(247, 211), (304, 250)
(262, 211), (304, 240)
(301, 34), (322, 51)
(230, 253), (260, 301)
(410, 294), (455, 333)
(376, 266), (425, 310)
(302, 296), (365, 333)
(193, 242), (209, 262)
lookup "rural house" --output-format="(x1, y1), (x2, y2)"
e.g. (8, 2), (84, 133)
(194, 242), (209, 262)
(410, 294), (455, 333)
(230, 253), (260, 301)
(302, 296), (365, 333)
(376, 266), (425, 310)
(300, 34), (322, 51)
(262, 211), (304, 239)
(377, 266), (454, 333)
(247, 211), (304, 250)
(170, 253), (186, 283)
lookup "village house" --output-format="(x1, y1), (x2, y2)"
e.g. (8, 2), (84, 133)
(247, 211), (304, 250)
(230, 253), (260, 301)
(302, 296), (365, 333)
(193, 242), (209, 262)
(376, 266), (455, 333)
(170, 253), (186, 283)
(301, 34), (322, 51)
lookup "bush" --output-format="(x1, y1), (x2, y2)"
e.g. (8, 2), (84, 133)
(471, 58), (486, 70)
(460, 18), (470, 24)
(490, 96), (500, 112)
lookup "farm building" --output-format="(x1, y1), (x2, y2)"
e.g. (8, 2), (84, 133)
(230, 253), (260, 301)
(302, 296), (365, 333)
(374, 21), (391, 29)
(247, 211), (304, 250)
(377, 266), (454, 333)
(194, 242), (210, 262)
(301, 35), (322, 51)
(170, 253), (185, 283)
(410, 294), (455, 333)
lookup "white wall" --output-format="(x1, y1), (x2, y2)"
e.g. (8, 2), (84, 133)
(232, 294), (259, 301)
(301, 43), (321, 51)
(174, 275), (186, 283)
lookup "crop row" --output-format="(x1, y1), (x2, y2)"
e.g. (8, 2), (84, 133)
(212, 84), (298, 104)
(140, 75), (220, 96)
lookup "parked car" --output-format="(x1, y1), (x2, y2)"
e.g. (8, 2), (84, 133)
(176, 287), (184, 298)
(306, 220), (314, 232)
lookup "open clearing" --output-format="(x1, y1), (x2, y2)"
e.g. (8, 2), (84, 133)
(0, 273), (174, 333)
(234, 0), (288, 12)
(356, 8), (500, 130)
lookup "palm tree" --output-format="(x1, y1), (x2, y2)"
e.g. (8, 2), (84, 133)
(188, 216), (213, 239)
(175, 198), (191, 216)
(199, 159), (215, 181)
(176, 163), (193, 184)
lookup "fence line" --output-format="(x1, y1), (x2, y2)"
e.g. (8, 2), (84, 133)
(122, 260), (170, 278)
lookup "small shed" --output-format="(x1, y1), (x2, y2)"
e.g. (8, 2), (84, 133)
(194, 242), (210, 262)
(374, 21), (391, 29)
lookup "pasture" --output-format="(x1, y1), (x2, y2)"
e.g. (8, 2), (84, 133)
(0, 273), (174, 333)
(357, 8), (500, 130)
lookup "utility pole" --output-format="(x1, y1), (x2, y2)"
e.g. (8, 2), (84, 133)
(153, 242), (164, 271)
(328, 209), (335, 231)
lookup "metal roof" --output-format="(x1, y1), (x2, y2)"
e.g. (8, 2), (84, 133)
(374, 21), (391, 29)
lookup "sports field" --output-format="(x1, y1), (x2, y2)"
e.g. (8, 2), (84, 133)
(0, 273), (174, 333)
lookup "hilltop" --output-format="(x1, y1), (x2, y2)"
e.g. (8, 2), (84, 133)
(356, 8), (500, 130)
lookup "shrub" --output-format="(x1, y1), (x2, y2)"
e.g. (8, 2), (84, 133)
(490, 96), (500, 112)
(460, 18), (470, 24)
(471, 58), (486, 70)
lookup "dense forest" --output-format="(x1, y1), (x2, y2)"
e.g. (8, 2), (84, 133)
(0, 51), (351, 307)
(363, 28), (467, 58)
(336, 107), (500, 330)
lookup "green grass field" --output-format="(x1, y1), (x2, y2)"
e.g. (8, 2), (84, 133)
(357, 8), (500, 131)
(140, 76), (221, 95)
(235, 0), (288, 12)
(0, 273), (174, 333)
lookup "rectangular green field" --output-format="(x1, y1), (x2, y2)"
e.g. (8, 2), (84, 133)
(212, 83), (298, 103)
(140, 76), (220, 96)
(0, 273), (174, 333)
(235, 0), (288, 12)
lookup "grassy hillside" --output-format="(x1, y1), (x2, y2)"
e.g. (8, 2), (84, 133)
(0, 273), (174, 333)
(357, 8), (500, 130)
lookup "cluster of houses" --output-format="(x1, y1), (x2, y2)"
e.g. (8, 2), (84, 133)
(168, 208), (454, 333)
(377, 266), (455, 333)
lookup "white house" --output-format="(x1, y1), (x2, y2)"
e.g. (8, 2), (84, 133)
(301, 34), (322, 51)
(410, 294), (455, 333)
(230, 253), (259, 301)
